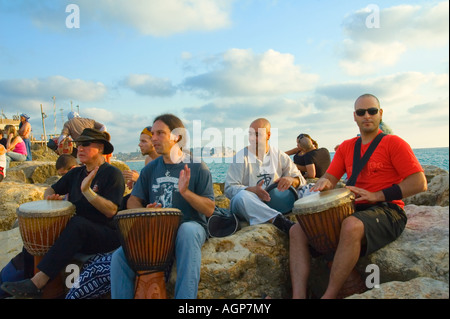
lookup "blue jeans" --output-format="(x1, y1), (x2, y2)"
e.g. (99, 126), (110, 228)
(110, 221), (207, 299)
(23, 138), (32, 161)
(5, 152), (26, 169)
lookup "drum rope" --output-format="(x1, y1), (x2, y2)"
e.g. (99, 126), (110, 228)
(19, 215), (72, 256)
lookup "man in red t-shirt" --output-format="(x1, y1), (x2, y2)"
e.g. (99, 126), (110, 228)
(289, 94), (428, 299)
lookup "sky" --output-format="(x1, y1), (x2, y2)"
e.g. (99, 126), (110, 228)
(0, 0), (448, 155)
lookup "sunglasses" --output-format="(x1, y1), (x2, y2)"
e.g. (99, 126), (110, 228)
(355, 108), (379, 116)
(79, 141), (94, 147)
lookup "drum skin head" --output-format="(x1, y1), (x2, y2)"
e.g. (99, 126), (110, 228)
(291, 188), (354, 215)
(17, 200), (75, 218)
(264, 183), (299, 215)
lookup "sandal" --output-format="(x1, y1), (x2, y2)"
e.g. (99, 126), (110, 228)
(1, 279), (43, 299)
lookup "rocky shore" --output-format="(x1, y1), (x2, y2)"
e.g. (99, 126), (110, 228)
(0, 149), (448, 299)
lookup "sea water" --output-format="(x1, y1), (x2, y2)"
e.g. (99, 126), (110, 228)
(125, 147), (449, 183)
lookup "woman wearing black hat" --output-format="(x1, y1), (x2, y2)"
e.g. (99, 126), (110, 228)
(1, 128), (125, 298)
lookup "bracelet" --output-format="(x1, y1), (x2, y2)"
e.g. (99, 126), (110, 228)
(382, 184), (403, 202)
(83, 188), (98, 202)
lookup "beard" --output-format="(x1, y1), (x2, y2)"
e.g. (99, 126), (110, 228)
(359, 119), (380, 134)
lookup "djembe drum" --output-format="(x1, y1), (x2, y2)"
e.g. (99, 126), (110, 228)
(264, 183), (299, 215)
(115, 208), (182, 299)
(17, 200), (75, 299)
(291, 188), (366, 298)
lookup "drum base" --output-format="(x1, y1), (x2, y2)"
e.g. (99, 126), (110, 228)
(134, 271), (167, 299)
(34, 256), (66, 299)
(327, 262), (367, 299)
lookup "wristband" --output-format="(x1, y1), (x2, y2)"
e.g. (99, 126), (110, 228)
(83, 188), (98, 202)
(382, 184), (403, 202)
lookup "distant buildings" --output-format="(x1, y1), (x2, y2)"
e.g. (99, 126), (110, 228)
(114, 146), (236, 162)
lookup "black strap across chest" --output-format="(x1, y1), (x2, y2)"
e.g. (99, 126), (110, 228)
(346, 133), (386, 186)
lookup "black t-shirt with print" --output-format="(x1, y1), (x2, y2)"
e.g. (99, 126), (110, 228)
(51, 162), (125, 225)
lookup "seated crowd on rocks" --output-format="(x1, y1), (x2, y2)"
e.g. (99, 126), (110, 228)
(0, 94), (437, 299)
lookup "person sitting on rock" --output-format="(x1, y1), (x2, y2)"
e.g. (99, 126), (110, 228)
(288, 94), (427, 299)
(4, 125), (27, 169)
(110, 113), (215, 299)
(225, 118), (306, 234)
(122, 126), (160, 191)
(1, 128), (125, 299)
(55, 154), (79, 176)
(0, 153), (79, 298)
(0, 144), (6, 182)
(285, 133), (318, 158)
(293, 134), (331, 179)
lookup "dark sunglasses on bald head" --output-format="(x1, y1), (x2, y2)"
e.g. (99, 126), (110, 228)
(355, 108), (379, 116)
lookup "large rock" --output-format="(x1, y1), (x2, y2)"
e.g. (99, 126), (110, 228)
(346, 277), (449, 299)
(1, 161), (448, 299)
(197, 224), (290, 299)
(421, 165), (449, 183)
(404, 172), (449, 206)
(5, 159), (130, 185)
(0, 205), (448, 299)
(214, 183), (230, 209)
(0, 182), (47, 231)
(5, 161), (58, 184)
(357, 205), (449, 284)
(0, 228), (22, 270)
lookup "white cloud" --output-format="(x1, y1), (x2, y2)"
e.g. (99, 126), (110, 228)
(121, 74), (177, 97)
(338, 41), (407, 76)
(81, 108), (115, 123)
(0, 76), (107, 101)
(183, 49), (320, 97)
(339, 1), (449, 75)
(7, 0), (234, 36)
(315, 71), (446, 105)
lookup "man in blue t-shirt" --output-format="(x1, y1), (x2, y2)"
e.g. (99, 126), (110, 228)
(110, 114), (215, 299)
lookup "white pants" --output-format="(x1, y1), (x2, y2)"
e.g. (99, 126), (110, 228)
(230, 190), (280, 225)
(230, 184), (316, 226)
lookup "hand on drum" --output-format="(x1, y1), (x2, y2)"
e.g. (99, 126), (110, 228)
(247, 180), (271, 202)
(274, 176), (294, 192)
(46, 194), (65, 200)
(346, 185), (380, 203)
(311, 178), (334, 192)
(81, 166), (99, 193)
(146, 202), (162, 208)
